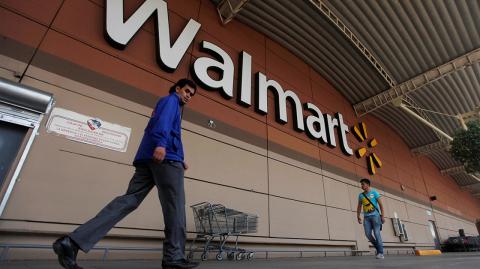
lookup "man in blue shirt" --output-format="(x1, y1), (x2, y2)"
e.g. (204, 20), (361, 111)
(53, 79), (198, 269)
(357, 178), (385, 259)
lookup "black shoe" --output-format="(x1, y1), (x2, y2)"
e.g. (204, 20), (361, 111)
(162, 259), (199, 269)
(52, 236), (83, 269)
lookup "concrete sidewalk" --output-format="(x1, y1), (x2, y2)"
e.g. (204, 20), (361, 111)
(1, 252), (480, 269)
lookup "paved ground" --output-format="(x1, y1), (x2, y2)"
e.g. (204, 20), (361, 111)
(1, 252), (480, 269)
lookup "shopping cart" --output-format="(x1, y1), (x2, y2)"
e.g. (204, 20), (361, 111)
(188, 202), (258, 261)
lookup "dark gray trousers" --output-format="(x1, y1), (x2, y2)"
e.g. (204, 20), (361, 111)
(69, 160), (186, 262)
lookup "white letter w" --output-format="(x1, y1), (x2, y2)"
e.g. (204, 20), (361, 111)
(105, 0), (201, 72)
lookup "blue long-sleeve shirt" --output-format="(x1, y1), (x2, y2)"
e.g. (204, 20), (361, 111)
(134, 93), (184, 164)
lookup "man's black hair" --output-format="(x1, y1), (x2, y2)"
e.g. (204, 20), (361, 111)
(169, 78), (197, 95)
(360, 178), (371, 185)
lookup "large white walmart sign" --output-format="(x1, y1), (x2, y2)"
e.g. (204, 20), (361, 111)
(105, 0), (354, 157)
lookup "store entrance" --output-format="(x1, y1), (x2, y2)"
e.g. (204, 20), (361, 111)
(0, 77), (54, 216)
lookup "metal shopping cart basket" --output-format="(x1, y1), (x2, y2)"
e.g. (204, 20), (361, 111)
(188, 202), (258, 261)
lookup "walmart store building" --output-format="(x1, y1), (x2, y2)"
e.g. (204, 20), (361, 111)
(1, 0), (480, 260)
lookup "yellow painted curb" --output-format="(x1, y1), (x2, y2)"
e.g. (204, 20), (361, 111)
(415, 250), (442, 256)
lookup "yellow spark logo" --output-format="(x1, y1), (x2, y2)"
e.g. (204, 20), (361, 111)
(352, 122), (382, 175)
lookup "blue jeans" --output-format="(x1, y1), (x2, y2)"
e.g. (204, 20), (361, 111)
(363, 215), (383, 254)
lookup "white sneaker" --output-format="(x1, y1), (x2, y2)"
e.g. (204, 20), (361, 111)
(376, 253), (384, 259)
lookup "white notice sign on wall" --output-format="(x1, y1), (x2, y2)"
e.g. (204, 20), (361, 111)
(46, 108), (131, 152)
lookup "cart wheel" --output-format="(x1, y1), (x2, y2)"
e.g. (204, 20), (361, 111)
(201, 253), (208, 261)
(236, 252), (244, 260)
(227, 252), (235, 261)
(247, 252), (254, 260)
(216, 252), (224, 261)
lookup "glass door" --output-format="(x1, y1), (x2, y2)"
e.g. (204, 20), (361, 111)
(428, 220), (441, 249)
(0, 121), (29, 189)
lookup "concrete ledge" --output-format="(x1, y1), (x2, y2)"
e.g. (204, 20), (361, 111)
(415, 250), (442, 256)
(0, 220), (357, 247)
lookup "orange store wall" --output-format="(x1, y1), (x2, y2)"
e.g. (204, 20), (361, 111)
(1, 0), (479, 224)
